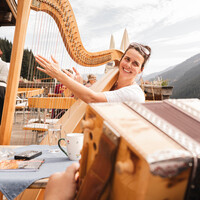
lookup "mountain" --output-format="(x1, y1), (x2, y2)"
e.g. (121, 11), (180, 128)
(144, 53), (200, 99)
(144, 53), (200, 83)
(171, 63), (200, 98)
(143, 65), (175, 81)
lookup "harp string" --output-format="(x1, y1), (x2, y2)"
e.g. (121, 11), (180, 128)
(22, 6), (79, 143)
(17, 10), (53, 144)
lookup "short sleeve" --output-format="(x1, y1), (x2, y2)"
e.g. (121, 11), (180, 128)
(103, 84), (145, 103)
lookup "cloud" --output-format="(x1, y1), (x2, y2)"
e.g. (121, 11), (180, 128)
(164, 0), (200, 25)
(1, 0), (200, 76)
(155, 31), (200, 46)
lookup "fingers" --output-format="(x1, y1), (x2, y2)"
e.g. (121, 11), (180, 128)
(62, 69), (70, 75)
(36, 55), (51, 65)
(35, 55), (57, 79)
(72, 67), (80, 75)
(37, 66), (46, 73)
(35, 55), (50, 70)
(62, 69), (67, 73)
(35, 54), (60, 73)
(75, 171), (79, 182)
(50, 55), (61, 70)
(62, 69), (74, 78)
(51, 55), (58, 64)
(35, 55), (58, 68)
(66, 163), (80, 174)
(49, 172), (64, 180)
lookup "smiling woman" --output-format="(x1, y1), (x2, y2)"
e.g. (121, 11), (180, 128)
(35, 42), (151, 104)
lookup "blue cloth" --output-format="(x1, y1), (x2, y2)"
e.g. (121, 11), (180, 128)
(0, 145), (76, 200)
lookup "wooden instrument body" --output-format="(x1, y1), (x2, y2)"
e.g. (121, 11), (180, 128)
(78, 101), (198, 200)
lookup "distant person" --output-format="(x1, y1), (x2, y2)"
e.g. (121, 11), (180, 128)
(35, 42), (151, 104)
(0, 49), (9, 124)
(52, 69), (74, 119)
(85, 74), (97, 87)
(54, 69), (74, 95)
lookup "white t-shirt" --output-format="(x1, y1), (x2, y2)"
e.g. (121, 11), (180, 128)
(103, 84), (145, 103)
(0, 58), (9, 87)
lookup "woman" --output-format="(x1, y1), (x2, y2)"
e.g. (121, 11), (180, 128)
(35, 42), (151, 103)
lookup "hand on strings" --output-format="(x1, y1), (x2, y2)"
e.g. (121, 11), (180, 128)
(73, 67), (83, 84)
(44, 163), (80, 200)
(62, 69), (74, 79)
(62, 67), (83, 84)
(35, 55), (61, 79)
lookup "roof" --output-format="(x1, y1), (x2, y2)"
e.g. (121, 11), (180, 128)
(0, 0), (17, 26)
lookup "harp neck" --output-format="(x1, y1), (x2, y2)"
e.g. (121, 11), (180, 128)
(31, 0), (123, 66)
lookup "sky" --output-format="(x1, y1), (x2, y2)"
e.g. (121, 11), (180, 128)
(1, 0), (200, 76)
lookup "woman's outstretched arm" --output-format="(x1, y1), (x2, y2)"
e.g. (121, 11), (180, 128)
(35, 55), (107, 103)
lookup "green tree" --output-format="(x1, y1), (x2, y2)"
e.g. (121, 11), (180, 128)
(0, 37), (50, 81)
(0, 38), (12, 62)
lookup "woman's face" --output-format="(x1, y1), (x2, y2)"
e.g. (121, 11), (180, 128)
(119, 48), (144, 80)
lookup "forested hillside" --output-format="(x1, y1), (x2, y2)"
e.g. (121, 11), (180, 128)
(0, 37), (12, 62)
(0, 37), (48, 80)
(171, 64), (200, 98)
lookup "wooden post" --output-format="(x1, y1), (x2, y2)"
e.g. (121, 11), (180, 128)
(0, 0), (31, 144)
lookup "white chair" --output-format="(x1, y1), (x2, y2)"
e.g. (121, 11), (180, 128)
(14, 96), (28, 124)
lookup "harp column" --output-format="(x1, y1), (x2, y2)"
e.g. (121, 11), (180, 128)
(0, 0), (32, 145)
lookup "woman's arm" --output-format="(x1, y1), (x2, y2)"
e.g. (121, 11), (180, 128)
(35, 55), (107, 103)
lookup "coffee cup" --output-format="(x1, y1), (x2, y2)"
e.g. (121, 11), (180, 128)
(58, 133), (84, 161)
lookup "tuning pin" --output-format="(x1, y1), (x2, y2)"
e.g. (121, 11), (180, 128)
(81, 118), (95, 130)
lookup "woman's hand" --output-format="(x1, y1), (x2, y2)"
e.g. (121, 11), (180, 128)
(72, 67), (83, 84)
(44, 163), (80, 200)
(35, 55), (61, 79)
(62, 67), (83, 84)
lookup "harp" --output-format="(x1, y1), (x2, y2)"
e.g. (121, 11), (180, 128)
(0, 0), (123, 145)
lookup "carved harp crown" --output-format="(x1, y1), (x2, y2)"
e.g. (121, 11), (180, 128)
(31, 0), (123, 66)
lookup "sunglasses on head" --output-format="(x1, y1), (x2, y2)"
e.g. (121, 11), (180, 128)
(129, 42), (150, 56)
